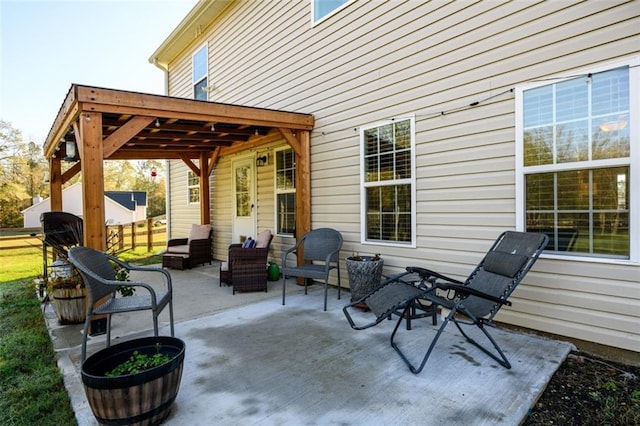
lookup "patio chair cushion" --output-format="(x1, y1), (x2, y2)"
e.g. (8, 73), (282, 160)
(188, 224), (212, 243)
(483, 251), (529, 278)
(166, 244), (190, 254)
(255, 229), (272, 248)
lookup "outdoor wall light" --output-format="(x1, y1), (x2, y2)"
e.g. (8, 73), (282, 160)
(64, 140), (77, 161)
(256, 154), (268, 167)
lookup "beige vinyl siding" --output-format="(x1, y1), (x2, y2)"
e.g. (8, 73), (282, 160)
(163, 0), (640, 352)
(167, 159), (202, 240)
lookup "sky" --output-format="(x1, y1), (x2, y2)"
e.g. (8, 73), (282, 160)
(0, 0), (199, 145)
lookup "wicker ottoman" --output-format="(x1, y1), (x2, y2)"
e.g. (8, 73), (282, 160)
(162, 254), (189, 270)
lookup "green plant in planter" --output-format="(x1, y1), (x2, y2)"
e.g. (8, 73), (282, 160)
(105, 343), (170, 377)
(113, 264), (136, 297)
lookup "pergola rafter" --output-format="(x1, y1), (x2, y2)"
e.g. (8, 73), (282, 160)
(43, 84), (314, 250)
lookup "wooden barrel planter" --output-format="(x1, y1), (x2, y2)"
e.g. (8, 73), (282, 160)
(51, 286), (87, 324)
(81, 336), (186, 426)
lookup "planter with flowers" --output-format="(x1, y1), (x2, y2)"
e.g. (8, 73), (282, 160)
(48, 259), (87, 324)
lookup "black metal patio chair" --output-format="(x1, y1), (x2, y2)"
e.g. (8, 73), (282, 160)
(343, 231), (548, 374)
(68, 246), (175, 362)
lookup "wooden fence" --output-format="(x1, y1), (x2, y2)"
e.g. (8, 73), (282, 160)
(0, 219), (167, 255)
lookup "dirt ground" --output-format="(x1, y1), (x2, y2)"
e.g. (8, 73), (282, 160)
(523, 351), (640, 425)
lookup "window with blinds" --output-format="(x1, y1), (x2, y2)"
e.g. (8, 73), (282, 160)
(360, 117), (416, 246)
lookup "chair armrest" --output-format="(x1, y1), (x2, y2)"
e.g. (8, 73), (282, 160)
(106, 254), (173, 294)
(405, 266), (464, 285)
(168, 238), (188, 247)
(281, 240), (301, 265)
(435, 282), (511, 306)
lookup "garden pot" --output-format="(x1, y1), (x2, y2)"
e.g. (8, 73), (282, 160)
(51, 286), (87, 324)
(267, 261), (280, 281)
(346, 256), (384, 304)
(81, 336), (185, 426)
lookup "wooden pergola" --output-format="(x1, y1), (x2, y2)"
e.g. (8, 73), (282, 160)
(43, 84), (315, 250)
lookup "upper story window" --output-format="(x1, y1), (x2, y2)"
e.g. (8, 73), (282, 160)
(516, 59), (638, 261)
(312, 0), (349, 24)
(275, 148), (296, 236)
(360, 116), (416, 247)
(192, 45), (208, 101)
(187, 170), (200, 204)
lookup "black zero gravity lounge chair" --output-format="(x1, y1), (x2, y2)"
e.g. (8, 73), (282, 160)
(343, 231), (548, 374)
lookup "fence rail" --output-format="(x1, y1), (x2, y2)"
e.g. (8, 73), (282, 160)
(0, 219), (166, 254)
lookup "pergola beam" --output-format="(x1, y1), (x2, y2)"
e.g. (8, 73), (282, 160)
(102, 115), (154, 158)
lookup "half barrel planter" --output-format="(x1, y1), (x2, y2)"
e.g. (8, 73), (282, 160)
(81, 336), (185, 426)
(51, 286), (87, 324)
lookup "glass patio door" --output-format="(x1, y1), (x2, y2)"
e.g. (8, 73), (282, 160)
(232, 157), (256, 243)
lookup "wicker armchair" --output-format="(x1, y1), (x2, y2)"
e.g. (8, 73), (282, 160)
(68, 246), (174, 362)
(163, 224), (213, 270)
(220, 230), (273, 294)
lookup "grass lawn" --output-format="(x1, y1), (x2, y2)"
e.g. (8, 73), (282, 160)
(0, 280), (77, 426)
(0, 245), (163, 426)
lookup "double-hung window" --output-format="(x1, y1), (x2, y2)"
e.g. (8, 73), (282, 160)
(360, 116), (416, 247)
(192, 45), (207, 101)
(187, 170), (200, 204)
(275, 148), (296, 236)
(516, 59), (639, 261)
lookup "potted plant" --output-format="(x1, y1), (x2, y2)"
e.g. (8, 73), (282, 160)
(33, 219), (88, 323)
(345, 253), (384, 307)
(81, 336), (185, 426)
(47, 260), (87, 324)
(37, 221), (136, 325)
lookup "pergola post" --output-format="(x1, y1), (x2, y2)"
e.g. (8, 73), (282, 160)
(79, 112), (106, 250)
(199, 152), (211, 224)
(49, 157), (63, 212)
(295, 130), (311, 239)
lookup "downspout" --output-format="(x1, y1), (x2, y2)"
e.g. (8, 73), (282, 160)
(152, 58), (172, 240)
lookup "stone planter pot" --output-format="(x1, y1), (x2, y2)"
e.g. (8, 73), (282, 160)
(81, 336), (185, 426)
(346, 256), (384, 304)
(51, 286), (86, 324)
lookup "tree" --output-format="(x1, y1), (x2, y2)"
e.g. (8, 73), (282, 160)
(131, 161), (166, 218)
(0, 120), (40, 227)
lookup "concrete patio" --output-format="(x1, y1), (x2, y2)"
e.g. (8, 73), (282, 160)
(46, 262), (574, 425)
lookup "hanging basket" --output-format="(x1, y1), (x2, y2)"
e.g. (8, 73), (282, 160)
(345, 256), (384, 304)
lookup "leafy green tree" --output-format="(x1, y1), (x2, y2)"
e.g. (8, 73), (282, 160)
(131, 161), (165, 218)
(0, 120), (36, 227)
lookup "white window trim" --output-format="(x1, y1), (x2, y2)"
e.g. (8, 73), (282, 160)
(310, 0), (352, 26)
(192, 43), (208, 100)
(187, 170), (200, 205)
(274, 146), (296, 238)
(359, 115), (417, 248)
(515, 56), (640, 264)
